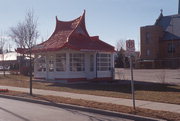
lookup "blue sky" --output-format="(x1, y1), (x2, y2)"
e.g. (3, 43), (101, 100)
(0, 0), (179, 50)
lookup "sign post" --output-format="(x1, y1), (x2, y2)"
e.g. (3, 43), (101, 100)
(126, 40), (136, 110)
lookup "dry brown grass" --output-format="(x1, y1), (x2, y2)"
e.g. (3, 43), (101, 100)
(1, 90), (180, 121)
(0, 74), (180, 105)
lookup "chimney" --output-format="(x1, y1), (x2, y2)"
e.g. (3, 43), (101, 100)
(178, 0), (180, 14)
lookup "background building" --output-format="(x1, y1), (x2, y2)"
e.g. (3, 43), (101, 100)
(139, 2), (180, 68)
(0, 51), (19, 70)
(0, 51), (30, 74)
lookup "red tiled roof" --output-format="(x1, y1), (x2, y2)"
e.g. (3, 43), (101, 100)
(18, 11), (115, 53)
(67, 35), (114, 52)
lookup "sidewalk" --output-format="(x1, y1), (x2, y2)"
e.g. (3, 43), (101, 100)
(0, 85), (180, 113)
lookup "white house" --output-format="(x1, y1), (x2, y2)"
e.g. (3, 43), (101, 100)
(0, 51), (20, 68)
(0, 51), (19, 61)
(17, 11), (115, 82)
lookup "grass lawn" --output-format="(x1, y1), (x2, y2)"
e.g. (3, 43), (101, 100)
(0, 74), (180, 105)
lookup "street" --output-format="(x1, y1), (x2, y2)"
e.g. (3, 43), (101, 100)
(0, 97), (138, 121)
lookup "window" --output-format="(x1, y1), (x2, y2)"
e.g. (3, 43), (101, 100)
(97, 53), (111, 71)
(70, 53), (85, 71)
(168, 43), (175, 53)
(145, 32), (151, 44)
(146, 49), (150, 56)
(36, 55), (46, 72)
(90, 55), (94, 71)
(48, 55), (54, 72)
(56, 53), (66, 71)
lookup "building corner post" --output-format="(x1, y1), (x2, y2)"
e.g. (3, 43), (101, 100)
(178, 0), (180, 14)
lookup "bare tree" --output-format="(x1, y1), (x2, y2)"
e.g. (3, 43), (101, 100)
(10, 10), (39, 95)
(116, 39), (126, 51)
(10, 23), (26, 48)
(115, 39), (127, 68)
(156, 69), (166, 84)
(10, 23), (26, 75)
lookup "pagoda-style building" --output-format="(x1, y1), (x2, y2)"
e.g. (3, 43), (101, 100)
(29, 11), (114, 81)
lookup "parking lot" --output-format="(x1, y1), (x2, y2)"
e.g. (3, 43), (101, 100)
(115, 68), (180, 85)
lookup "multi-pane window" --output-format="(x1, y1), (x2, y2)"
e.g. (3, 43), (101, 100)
(146, 49), (150, 56)
(48, 55), (54, 72)
(145, 32), (151, 44)
(56, 53), (66, 71)
(70, 53), (85, 71)
(90, 55), (94, 71)
(97, 53), (111, 71)
(36, 55), (46, 72)
(168, 43), (175, 53)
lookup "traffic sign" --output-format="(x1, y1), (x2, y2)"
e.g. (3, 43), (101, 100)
(126, 39), (136, 110)
(126, 40), (135, 53)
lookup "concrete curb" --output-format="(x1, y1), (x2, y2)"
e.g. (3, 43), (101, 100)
(0, 94), (165, 121)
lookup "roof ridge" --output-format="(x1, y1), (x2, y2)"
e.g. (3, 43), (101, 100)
(163, 14), (180, 17)
(67, 10), (87, 42)
(56, 16), (81, 23)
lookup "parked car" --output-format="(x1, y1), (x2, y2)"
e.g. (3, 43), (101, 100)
(0, 66), (10, 71)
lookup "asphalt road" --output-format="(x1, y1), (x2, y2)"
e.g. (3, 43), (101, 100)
(0, 98), (136, 121)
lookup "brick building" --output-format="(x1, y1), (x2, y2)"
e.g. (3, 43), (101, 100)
(139, 2), (180, 68)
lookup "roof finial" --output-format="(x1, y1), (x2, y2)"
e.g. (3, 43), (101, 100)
(160, 9), (163, 14)
(160, 9), (163, 17)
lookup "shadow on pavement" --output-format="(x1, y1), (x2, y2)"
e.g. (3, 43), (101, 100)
(0, 107), (30, 121)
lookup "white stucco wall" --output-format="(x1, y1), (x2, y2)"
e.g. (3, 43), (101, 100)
(34, 49), (114, 80)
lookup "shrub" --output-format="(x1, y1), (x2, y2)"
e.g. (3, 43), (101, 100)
(20, 66), (30, 76)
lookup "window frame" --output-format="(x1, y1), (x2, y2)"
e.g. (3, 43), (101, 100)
(70, 53), (85, 72)
(48, 55), (55, 72)
(36, 55), (46, 72)
(145, 32), (151, 44)
(56, 53), (66, 72)
(97, 53), (111, 71)
(168, 43), (175, 53)
(146, 49), (150, 56)
(90, 54), (94, 72)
